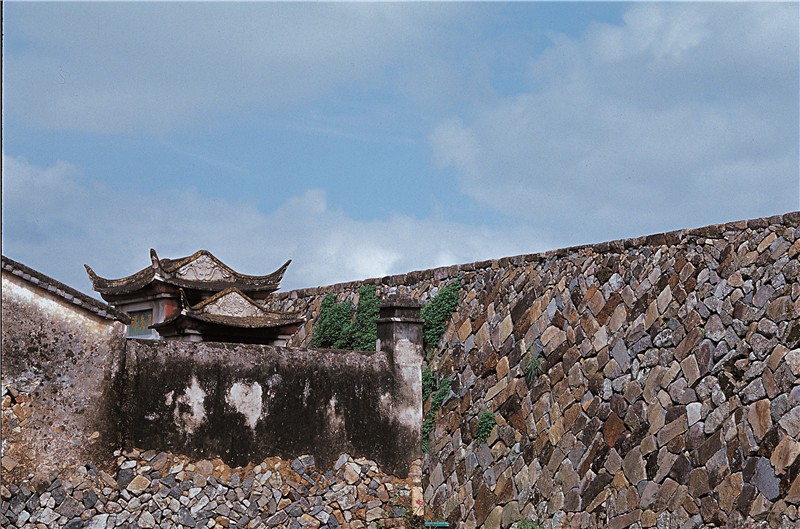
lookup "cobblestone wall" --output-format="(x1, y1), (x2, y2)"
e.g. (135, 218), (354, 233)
(266, 212), (800, 528)
(0, 449), (413, 529)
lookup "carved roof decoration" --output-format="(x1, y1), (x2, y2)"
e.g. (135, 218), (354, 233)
(151, 288), (304, 330)
(85, 249), (291, 295)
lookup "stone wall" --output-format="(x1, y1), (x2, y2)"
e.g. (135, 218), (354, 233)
(3, 212), (799, 529)
(0, 449), (414, 529)
(263, 212), (800, 528)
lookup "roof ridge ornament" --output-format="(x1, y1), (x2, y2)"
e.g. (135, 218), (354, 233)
(86, 250), (292, 295)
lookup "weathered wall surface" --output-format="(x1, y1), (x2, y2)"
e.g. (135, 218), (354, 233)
(1, 272), (127, 483)
(121, 340), (419, 476)
(264, 212), (800, 528)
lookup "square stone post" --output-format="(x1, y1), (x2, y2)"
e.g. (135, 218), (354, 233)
(376, 296), (425, 513)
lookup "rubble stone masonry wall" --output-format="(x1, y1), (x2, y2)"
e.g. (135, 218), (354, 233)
(2, 212), (799, 529)
(265, 212), (800, 528)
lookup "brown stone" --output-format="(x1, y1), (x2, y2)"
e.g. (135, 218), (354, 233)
(697, 429), (724, 465)
(653, 477), (678, 511)
(496, 356), (509, 379)
(608, 509), (642, 529)
(674, 327), (703, 361)
(747, 399), (772, 440)
(603, 412), (626, 447)
(771, 436), (800, 474)
(483, 506), (503, 529)
(657, 416), (687, 446)
(126, 475), (151, 495)
(680, 355), (700, 386)
(715, 472), (743, 512)
(700, 495), (720, 523)
(473, 483), (497, 526)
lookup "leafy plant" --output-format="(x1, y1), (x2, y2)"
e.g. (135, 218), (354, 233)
(525, 353), (542, 385)
(430, 377), (452, 411)
(309, 293), (353, 349)
(475, 411), (496, 443)
(517, 519), (544, 529)
(422, 366), (437, 402)
(346, 285), (379, 351)
(420, 279), (461, 353)
(421, 373), (452, 453)
(384, 491), (424, 529)
(310, 285), (379, 350)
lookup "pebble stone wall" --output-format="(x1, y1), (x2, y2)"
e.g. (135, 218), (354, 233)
(265, 212), (800, 528)
(0, 434), (414, 529)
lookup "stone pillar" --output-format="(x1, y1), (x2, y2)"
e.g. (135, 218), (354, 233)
(376, 297), (424, 490)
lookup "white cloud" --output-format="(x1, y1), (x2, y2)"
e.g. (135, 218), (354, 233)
(4, 3), (460, 134)
(430, 3), (799, 244)
(2, 155), (549, 296)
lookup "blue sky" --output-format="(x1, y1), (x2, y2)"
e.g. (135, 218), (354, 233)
(3, 2), (798, 294)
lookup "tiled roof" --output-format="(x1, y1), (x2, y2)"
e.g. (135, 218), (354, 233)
(2, 255), (131, 324)
(85, 249), (291, 295)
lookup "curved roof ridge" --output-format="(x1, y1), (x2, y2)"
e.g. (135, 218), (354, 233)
(86, 249), (292, 295)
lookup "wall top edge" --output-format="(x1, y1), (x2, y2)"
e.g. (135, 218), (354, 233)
(274, 210), (799, 299)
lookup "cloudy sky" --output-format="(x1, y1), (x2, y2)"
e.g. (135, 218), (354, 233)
(3, 2), (798, 294)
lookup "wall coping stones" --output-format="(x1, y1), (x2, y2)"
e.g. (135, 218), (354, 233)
(271, 211), (799, 300)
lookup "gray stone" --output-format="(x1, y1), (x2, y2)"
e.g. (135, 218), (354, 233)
(705, 314), (725, 342)
(751, 457), (780, 500)
(786, 349), (800, 376)
(55, 496), (83, 518)
(622, 447), (646, 485)
(779, 406), (800, 437)
(742, 378), (766, 404)
(177, 507), (196, 527)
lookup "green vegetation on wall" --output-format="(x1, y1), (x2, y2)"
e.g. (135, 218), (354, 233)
(422, 366), (437, 402)
(525, 352), (542, 385)
(311, 278), (461, 354)
(309, 293), (354, 349)
(346, 285), (380, 351)
(422, 373), (452, 453)
(475, 411), (496, 443)
(310, 285), (379, 351)
(421, 279), (461, 353)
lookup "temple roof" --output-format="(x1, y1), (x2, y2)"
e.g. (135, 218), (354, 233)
(151, 288), (304, 330)
(85, 249), (291, 296)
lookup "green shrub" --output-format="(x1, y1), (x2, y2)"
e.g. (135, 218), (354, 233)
(309, 293), (353, 349)
(346, 285), (379, 351)
(422, 366), (437, 402)
(421, 415), (436, 453)
(525, 353), (542, 385)
(421, 280), (461, 353)
(517, 519), (544, 529)
(430, 377), (452, 411)
(310, 285), (380, 351)
(421, 373), (452, 453)
(476, 411), (496, 442)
